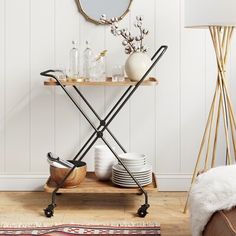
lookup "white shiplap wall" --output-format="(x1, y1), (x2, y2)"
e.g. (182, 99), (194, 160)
(0, 0), (236, 191)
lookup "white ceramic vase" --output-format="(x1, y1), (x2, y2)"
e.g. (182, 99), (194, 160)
(125, 52), (152, 81)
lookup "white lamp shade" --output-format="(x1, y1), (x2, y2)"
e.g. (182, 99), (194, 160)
(185, 0), (236, 28)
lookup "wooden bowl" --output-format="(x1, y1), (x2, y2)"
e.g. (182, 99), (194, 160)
(50, 161), (87, 188)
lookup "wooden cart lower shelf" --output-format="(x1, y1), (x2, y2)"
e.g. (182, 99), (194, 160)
(44, 172), (158, 194)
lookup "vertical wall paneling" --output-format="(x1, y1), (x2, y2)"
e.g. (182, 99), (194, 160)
(155, 0), (181, 173)
(30, 0), (55, 173)
(54, 0), (80, 161)
(1, 0), (235, 190)
(5, 0), (30, 173)
(153, 0), (158, 175)
(180, 0), (206, 173)
(0, 0), (4, 172)
(130, 0), (156, 168)
(79, 18), (106, 171)
(104, 12), (131, 154)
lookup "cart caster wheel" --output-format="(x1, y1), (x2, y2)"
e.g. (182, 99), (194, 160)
(137, 204), (149, 218)
(44, 204), (55, 218)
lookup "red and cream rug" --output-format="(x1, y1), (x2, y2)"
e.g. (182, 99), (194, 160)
(0, 223), (161, 235)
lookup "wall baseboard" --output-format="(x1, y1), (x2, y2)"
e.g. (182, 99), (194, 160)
(156, 174), (192, 191)
(0, 175), (48, 191)
(0, 174), (192, 191)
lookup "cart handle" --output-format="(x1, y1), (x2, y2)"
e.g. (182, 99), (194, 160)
(151, 45), (168, 61)
(40, 69), (66, 80)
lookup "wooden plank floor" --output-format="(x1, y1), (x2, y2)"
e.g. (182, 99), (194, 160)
(0, 192), (190, 235)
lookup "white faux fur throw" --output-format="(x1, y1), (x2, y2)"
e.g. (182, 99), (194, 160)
(189, 164), (236, 236)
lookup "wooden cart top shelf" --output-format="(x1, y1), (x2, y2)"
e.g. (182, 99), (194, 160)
(44, 77), (158, 87)
(44, 172), (158, 194)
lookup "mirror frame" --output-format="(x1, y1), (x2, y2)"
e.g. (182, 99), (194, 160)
(75, 0), (133, 25)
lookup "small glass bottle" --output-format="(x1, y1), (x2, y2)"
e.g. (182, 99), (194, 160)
(96, 50), (107, 82)
(83, 41), (93, 81)
(69, 40), (80, 80)
(99, 54), (106, 82)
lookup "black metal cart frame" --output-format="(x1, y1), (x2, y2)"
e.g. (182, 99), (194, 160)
(40, 45), (168, 218)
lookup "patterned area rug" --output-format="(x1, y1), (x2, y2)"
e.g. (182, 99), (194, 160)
(0, 223), (161, 235)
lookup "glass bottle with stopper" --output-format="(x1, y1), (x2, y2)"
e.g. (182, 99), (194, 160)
(89, 50), (107, 82)
(83, 41), (93, 81)
(69, 40), (80, 81)
(96, 50), (107, 82)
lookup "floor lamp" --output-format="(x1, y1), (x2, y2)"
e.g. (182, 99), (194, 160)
(184, 0), (236, 213)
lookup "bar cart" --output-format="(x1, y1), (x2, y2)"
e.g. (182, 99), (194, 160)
(41, 45), (168, 218)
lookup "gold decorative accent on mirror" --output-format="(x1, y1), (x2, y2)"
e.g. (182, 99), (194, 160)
(75, 0), (133, 25)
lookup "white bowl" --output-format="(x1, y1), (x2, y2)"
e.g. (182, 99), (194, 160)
(94, 152), (112, 156)
(94, 145), (115, 153)
(95, 159), (114, 163)
(94, 155), (115, 160)
(95, 145), (109, 149)
(95, 169), (112, 181)
(119, 153), (146, 161)
(95, 162), (113, 167)
(113, 163), (152, 173)
(95, 164), (113, 168)
(118, 160), (145, 164)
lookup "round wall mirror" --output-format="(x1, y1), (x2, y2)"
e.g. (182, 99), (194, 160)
(76, 0), (133, 24)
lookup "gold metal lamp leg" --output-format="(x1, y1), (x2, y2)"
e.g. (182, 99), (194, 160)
(184, 26), (236, 213)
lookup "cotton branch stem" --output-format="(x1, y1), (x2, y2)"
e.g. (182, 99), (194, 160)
(138, 25), (143, 50)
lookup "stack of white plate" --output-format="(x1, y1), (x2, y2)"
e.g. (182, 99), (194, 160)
(112, 153), (152, 187)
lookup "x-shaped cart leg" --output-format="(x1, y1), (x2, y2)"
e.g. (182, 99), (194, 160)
(41, 45), (168, 218)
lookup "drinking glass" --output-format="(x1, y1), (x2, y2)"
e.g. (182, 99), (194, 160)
(112, 65), (125, 82)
